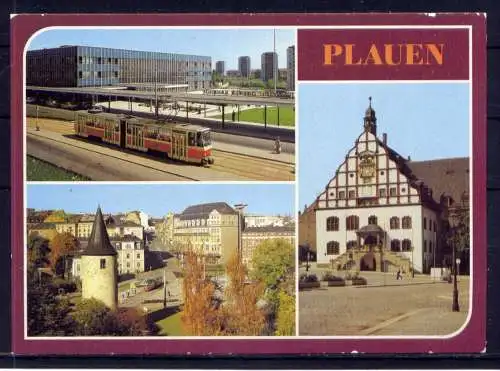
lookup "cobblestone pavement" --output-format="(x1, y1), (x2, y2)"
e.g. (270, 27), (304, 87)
(299, 273), (470, 336)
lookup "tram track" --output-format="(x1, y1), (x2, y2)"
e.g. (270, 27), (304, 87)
(27, 133), (199, 181)
(26, 117), (294, 181)
(212, 151), (294, 181)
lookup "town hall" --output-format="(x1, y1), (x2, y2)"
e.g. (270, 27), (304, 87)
(307, 98), (469, 274)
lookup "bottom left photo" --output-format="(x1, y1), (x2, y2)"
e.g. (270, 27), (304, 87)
(25, 183), (296, 337)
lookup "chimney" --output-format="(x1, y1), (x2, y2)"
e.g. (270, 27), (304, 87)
(382, 133), (387, 146)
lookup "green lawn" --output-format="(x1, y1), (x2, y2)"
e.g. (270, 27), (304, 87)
(217, 106), (295, 127)
(156, 311), (185, 336)
(27, 156), (90, 181)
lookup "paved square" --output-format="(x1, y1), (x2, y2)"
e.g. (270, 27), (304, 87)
(299, 271), (469, 336)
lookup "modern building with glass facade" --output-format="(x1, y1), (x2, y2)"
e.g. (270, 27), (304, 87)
(238, 56), (251, 78)
(215, 61), (225, 76)
(261, 52), (278, 82)
(26, 45), (212, 91)
(287, 45), (295, 91)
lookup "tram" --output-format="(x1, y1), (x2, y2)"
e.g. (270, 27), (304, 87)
(74, 111), (214, 165)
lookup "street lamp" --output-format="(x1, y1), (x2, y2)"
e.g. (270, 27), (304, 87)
(452, 240), (460, 312)
(304, 243), (311, 273)
(35, 105), (40, 131)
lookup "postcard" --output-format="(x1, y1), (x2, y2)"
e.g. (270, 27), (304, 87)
(10, 13), (486, 355)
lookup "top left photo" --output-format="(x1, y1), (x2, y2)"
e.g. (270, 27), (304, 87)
(24, 28), (296, 182)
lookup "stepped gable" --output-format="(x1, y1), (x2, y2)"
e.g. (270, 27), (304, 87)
(178, 202), (237, 220)
(81, 206), (117, 256)
(407, 157), (469, 205)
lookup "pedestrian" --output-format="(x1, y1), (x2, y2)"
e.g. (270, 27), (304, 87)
(396, 269), (401, 280)
(275, 136), (281, 154)
(168, 290), (171, 297)
(232, 111), (235, 122)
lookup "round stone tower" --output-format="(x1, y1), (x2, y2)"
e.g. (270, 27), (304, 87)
(81, 205), (118, 310)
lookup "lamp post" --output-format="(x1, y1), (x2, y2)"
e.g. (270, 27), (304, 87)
(452, 240), (460, 312)
(305, 243), (311, 273)
(163, 267), (167, 308)
(35, 105), (40, 131)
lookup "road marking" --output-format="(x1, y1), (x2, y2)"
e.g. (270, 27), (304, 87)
(359, 308), (428, 336)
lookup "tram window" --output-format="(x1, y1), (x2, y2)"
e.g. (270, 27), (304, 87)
(188, 132), (196, 146)
(197, 131), (212, 147)
(115, 123), (120, 132)
(126, 127), (132, 134)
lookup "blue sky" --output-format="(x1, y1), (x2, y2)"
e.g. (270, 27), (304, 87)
(28, 28), (295, 70)
(298, 83), (470, 208)
(27, 184), (295, 217)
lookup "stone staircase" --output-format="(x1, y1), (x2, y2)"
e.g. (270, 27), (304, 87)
(327, 246), (415, 274)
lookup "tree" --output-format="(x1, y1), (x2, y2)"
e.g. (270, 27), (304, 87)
(27, 233), (51, 276)
(43, 210), (67, 223)
(222, 253), (265, 335)
(72, 298), (150, 336)
(50, 232), (79, 277)
(446, 202), (470, 273)
(275, 290), (295, 336)
(181, 248), (222, 336)
(250, 239), (295, 289)
(27, 277), (76, 336)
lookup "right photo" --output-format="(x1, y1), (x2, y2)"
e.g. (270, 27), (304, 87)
(298, 83), (471, 336)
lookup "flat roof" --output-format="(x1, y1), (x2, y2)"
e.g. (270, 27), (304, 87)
(77, 111), (210, 131)
(27, 86), (295, 107)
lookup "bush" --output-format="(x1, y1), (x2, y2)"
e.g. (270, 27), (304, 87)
(299, 273), (318, 283)
(345, 271), (360, 280)
(321, 272), (344, 282)
(52, 277), (77, 294)
(352, 277), (368, 286)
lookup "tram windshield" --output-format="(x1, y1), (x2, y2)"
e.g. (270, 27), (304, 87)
(197, 131), (212, 147)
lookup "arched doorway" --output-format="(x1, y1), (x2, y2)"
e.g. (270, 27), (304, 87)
(360, 252), (376, 271)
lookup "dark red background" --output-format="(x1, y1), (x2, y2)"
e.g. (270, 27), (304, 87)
(298, 28), (469, 80)
(11, 13), (486, 356)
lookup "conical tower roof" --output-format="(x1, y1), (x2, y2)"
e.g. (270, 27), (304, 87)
(81, 205), (117, 256)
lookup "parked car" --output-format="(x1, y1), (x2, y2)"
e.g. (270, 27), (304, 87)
(144, 279), (162, 292)
(45, 99), (59, 107)
(26, 96), (37, 104)
(60, 102), (79, 110)
(88, 105), (104, 114)
(135, 279), (151, 288)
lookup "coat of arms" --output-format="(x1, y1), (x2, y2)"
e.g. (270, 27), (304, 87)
(358, 152), (376, 181)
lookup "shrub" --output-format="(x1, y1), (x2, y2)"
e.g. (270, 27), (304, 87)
(321, 272), (344, 282)
(345, 271), (360, 280)
(52, 278), (77, 294)
(299, 273), (318, 283)
(352, 277), (368, 286)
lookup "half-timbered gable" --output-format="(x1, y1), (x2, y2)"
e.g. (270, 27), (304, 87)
(315, 98), (442, 274)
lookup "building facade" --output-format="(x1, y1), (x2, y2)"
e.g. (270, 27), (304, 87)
(173, 202), (240, 265)
(27, 45), (212, 90)
(154, 212), (175, 247)
(241, 225), (296, 268)
(298, 202), (317, 253)
(238, 56), (251, 78)
(215, 61), (225, 76)
(311, 99), (468, 274)
(261, 52), (278, 82)
(286, 45), (295, 91)
(244, 214), (289, 228)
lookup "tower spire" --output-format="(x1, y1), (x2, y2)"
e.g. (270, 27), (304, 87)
(363, 96), (377, 135)
(82, 205), (117, 256)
